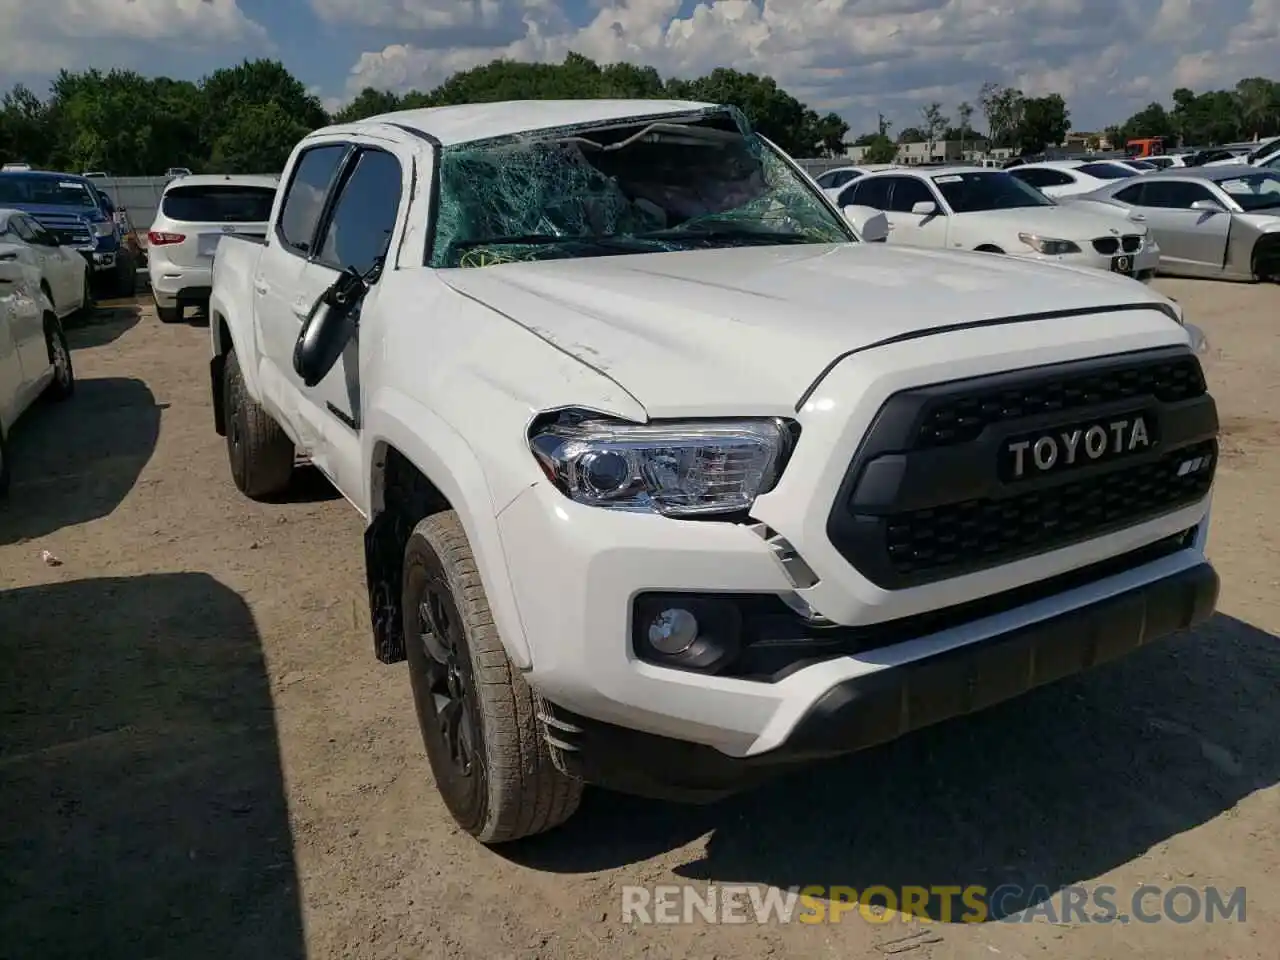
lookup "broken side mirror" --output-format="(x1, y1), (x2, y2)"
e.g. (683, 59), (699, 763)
(843, 205), (890, 242)
(293, 266), (368, 387)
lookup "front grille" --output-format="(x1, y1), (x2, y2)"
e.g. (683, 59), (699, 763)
(825, 346), (1217, 590)
(31, 213), (93, 246)
(883, 440), (1215, 577)
(1091, 235), (1143, 255)
(916, 354), (1205, 447)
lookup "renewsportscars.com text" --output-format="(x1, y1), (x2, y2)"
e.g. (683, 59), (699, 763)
(620, 883), (1247, 925)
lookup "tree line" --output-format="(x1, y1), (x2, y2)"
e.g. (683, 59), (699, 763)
(0, 55), (847, 175)
(1, 54), (1277, 176)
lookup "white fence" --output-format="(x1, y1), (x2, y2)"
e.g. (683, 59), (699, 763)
(91, 177), (177, 235)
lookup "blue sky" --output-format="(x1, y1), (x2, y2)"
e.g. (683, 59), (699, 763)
(1, 1), (1277, 136)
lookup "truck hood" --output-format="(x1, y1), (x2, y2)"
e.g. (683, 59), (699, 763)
(957, 204), (1147, 239)
(439, 243), (1169, 417)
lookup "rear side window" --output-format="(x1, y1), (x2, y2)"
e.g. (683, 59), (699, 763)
(1078, 163), (1135, 180)
(842, 177), (892, 209)
(1010, 167), (1075, 188)
(161, 185), (275, 223)
(277, 144), (349, 254)
(316, 149), (403, 274)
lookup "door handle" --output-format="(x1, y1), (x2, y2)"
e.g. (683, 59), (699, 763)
(253, 278), (269, 295)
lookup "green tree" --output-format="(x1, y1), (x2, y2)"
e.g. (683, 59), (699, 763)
(332, 87), (403, 124)
(200, 59), (327, 145)
(979, 82), (1024, 148)
(0, 84), (55, 167)
(920, 102), (948, 155)
(862, 134), (898, 163)
(1016, 94), (1070, 154)
(1234, 77), (1280, 139)
(209, 101), (311, 173)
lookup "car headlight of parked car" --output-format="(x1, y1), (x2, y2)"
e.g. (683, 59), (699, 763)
(530, 415), (794, 516)
(1018, 233), (1081, 255)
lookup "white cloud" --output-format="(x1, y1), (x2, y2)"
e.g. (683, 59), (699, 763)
(343, 0), (1278, 131)
(0, 0), (269, 78)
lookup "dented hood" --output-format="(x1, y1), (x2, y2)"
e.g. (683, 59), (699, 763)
(440, 242), (1167, 417)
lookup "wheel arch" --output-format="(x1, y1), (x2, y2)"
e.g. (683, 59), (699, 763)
(362, 394), (533, 672)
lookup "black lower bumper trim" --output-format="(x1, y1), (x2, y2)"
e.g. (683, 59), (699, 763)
(546, 561), (1219, 803)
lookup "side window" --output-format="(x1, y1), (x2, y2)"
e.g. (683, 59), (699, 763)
(1013, 168), (1073, 188)
(843, 177), (891, 209)
(8, 215), (36, 242)
(823, 170), (857, 188)
(1138, 182), (1213, 209)
(885, 177), (937, 212)
(1114, 184), (1145, 205)
(277, 144), (349, 254)
(316, 149), (403, 274)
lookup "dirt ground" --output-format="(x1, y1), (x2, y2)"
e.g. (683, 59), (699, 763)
(1, 279), (1276, 960)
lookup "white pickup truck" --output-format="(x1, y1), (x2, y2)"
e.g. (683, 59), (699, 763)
(208, 99), (1220, 844)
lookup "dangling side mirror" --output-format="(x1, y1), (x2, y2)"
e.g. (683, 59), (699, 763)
(293, 266), (368, 387)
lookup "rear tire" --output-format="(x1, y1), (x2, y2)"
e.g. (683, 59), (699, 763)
(77, 270), (95, 318)
(112, 253), (136, 298)
(43, 314), (75, 401)
(403, 511), (583, 843)
(156, 301), (183, 324)
(222, 348), (294, 499)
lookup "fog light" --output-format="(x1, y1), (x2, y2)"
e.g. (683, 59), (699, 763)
(647, 608), (699, 655)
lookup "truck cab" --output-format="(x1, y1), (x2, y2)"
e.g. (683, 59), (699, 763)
(208, 100), (1219, 846)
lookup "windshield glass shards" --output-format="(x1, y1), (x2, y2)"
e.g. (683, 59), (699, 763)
(428, 109), (853, 269)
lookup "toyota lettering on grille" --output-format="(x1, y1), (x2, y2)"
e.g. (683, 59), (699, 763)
(1004, 414), (1153, 480)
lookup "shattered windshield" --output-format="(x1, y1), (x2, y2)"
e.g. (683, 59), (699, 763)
(428, 109), (854, 269)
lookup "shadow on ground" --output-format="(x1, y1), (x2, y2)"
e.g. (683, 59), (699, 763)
(0, 573), (304, 959)
(506, 613), (1279, 921)
(0, 377), (162, 545)
(64, 300), (142, 349)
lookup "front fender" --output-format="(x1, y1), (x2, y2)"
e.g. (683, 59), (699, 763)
(364, 387), (535, 670)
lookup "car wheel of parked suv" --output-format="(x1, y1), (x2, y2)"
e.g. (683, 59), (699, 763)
(156, 300), (182, 324)
(43, 314), (75, 401)
(402, 511), (583, 843)
(222, 347), (294, 499)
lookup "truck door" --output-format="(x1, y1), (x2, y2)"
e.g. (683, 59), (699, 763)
(294, 146), (406, 503)
(255, 143), (351, 455)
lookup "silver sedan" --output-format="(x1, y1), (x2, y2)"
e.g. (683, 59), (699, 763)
(1064, 167), (1280, 282)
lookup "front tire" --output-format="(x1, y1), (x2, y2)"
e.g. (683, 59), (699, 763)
(43, 315), (75, 401)
(222, 348), (294, 499)
(403, 512), (583, 843)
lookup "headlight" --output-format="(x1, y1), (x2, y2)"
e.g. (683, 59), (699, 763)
(92, 219), (115, 238)
(1018, 233), (1080, 255)
(529, 414), (793, 517)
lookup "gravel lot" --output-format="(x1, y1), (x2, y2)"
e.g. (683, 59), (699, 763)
(1, 279), (1276, 960)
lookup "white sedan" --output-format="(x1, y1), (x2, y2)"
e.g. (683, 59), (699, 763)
(0, 208), (92, 321)
(1006, 159), (1139, 199)
(831, 165), (1160, 280)
(1, 235), (76, 494)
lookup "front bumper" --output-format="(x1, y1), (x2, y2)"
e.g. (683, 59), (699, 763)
(76, 247), (118, 272)
(544, 557), (1218, 801)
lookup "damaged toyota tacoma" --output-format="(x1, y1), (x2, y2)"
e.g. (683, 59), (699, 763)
(207, 99), (1220, 844)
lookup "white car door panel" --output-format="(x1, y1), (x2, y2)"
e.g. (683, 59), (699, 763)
(301, 145), (406, 504)
(0, 290), (25, 428)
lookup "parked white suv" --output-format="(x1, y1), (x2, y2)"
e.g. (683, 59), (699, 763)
(148, 174), (278, 323)
(208, 100), (1220, 844)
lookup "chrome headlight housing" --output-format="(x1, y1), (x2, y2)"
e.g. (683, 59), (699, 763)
(1018, 232), (1081, 255)
(529, 413), (794, 517)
